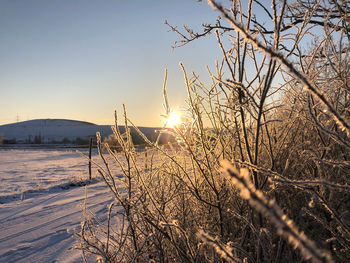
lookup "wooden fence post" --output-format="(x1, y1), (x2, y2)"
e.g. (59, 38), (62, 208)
(88, 137), (93, 181)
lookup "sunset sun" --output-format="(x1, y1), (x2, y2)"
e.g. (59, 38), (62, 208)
(167, 112), (182, 128)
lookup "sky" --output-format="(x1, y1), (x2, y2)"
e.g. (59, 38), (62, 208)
(0, 0), (224, 126)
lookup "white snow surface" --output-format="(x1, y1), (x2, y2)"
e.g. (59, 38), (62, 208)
(0, 148), (117, 262)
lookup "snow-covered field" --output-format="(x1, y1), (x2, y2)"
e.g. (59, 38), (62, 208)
(0, 148), (116, 262)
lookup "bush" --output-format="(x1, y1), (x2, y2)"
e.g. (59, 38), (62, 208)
(62, 137), (71, 144)
(34, 135), (42, 144)
(74, 137), (90, 145)
(78, 1), (350, 262)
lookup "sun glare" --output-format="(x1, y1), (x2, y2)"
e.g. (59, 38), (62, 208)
(167, 112), (182, 128)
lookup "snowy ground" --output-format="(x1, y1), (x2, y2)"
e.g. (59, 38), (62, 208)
(0, 148), (117, 262)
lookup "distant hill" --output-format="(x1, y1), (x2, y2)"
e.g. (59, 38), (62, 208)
(0, 119), (159, 145)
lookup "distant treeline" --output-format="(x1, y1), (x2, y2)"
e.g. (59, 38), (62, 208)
(0, 127), (174, 147)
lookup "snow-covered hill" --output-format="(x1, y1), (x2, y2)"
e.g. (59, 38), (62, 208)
(0, 119), (112, 144)
(0, 119), (157, 144)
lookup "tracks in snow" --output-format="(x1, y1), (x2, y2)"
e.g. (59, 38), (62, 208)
(0, 182), (114, 263)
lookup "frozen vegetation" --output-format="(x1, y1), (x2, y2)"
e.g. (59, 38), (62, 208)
(77, 1), (350, 262)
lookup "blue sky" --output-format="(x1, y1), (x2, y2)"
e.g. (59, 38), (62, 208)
(0, 0), (223, 126)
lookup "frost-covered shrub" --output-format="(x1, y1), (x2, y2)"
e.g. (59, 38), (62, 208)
(78, 1), (350, 262)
